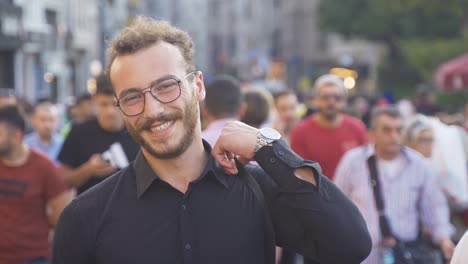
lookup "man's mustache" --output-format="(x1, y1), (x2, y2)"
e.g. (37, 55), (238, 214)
(138, 112), (182, 131)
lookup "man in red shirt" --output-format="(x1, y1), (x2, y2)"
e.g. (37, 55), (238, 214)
(0, 105), (70, 264)
(290, 74), (367, 179)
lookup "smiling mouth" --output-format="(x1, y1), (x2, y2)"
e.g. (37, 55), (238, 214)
(149, 120), (174, 133)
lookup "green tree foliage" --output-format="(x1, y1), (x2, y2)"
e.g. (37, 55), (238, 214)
(318, 0), (468, 95)
(400, 37), (468, 80)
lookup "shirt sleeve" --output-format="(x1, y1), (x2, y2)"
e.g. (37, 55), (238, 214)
(58, 125), (81, 168)
(53, 199), (95, 264)
(419, 165), (455, 242)
(333, 151), (354, 196)
(252, 139), (372, 263)
(43, 162), (67, 201)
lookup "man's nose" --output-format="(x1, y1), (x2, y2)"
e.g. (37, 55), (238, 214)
(391, 130), (402, 141)
(142, 92), (165, 118)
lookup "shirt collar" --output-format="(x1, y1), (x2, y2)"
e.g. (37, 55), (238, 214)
(203, 118), (236, 131)
(133, 139), (230, 198)
(31, 132), (61, 147)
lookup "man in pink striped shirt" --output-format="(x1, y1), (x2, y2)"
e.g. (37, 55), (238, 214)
(334, 106), (455, 263)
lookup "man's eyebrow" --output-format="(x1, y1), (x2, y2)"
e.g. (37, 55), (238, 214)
(118, 74), (177, 97)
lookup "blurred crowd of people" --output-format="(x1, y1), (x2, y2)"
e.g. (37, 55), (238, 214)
(199, 74), (468, 264)
(1, 68), (468, 263)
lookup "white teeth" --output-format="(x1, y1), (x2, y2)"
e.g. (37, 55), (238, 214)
(150, 121), (173, 132)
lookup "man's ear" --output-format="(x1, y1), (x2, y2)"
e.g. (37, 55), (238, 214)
(368, 130), (375, 143)
(312, 96), (320, 109)
(14, 129), (23, 145)
(237, 102), (247, 120)
(195, 71), (206, 102)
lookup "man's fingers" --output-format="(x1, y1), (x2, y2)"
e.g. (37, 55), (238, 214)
(224, 166), (238, 175)
(226, 152), (234, 162)
(212, 151), (238, 175)
(216, 157), (237, 175)
(212, 136), (242, 175)
(237, 156), (250, 165)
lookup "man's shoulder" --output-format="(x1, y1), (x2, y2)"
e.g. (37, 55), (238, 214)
(293, 115), (317, 132)
(28, 149), (56, 167)
(341, 145), (367, 162)
(23, 132), (37, 143)
(402, 146), (427, 164)
(71, 167), (130, 211)
(20, 150), (61, 181)
(244, 163), (276, 189)
(23, 132), (39, 146)
(69, 119), (100, 134)
(342, 115), (366, 130)
(76, 167), (128, 198)
(52, 133), (65, 144)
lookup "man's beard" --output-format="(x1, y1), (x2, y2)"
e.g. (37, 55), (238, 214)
(320, 108), (339, 120)
(0, 143), (13, 158)
(127, 98), (199, 160)
(38, 131), (53, 142)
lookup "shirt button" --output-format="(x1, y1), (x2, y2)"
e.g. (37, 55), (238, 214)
(269, 157), (276, 163)
(185, 244), (191, 250)
(278, 151), (285, 156)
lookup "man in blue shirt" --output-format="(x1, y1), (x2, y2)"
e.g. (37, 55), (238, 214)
(24, 102), (64, 163)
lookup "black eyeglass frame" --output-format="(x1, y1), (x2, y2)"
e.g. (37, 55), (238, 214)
(115, 71), (198, 117)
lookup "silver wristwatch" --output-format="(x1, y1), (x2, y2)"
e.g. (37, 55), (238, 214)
(254, 128), (281, 153)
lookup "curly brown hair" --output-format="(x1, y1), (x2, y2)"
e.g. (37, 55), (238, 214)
(106, 16), (195, 75)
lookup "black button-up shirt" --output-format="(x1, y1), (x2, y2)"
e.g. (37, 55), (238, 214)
(53, 140), (371, 264)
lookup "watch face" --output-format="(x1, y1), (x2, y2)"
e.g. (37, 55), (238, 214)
(260, 128), (281, 140)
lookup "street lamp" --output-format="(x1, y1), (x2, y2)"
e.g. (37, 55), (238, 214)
(344, 77), (356, 89)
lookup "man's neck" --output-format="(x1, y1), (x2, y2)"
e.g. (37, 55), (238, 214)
(375, 146), (401, 161)
(143, 138), (208, 194)
(314, 113), (343, 128)
(38, 133), (52, 145)
(99, 120), (124, 133)
(1, 144), (30, 167)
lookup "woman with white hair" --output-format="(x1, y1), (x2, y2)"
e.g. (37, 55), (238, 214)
(403, 115), (434, 158)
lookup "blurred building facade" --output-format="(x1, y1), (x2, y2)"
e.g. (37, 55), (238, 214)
(9, 0), (94, 103)
(0, 0), (22, 92)
(128, 0), (210, 76)
(273, 0), (382, 94)
(206, 0), (275, 81)
(0, 0), (382, 103)
(2, 0), (125, 104)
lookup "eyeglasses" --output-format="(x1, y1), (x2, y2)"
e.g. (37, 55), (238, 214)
(416, 137), (434, 144)
(318, 94), (344, 101)
(115, 71), (197, 117)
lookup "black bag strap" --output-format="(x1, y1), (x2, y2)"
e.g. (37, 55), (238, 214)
(367, 155), (394, 239)
(235, 159), (276, 264)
